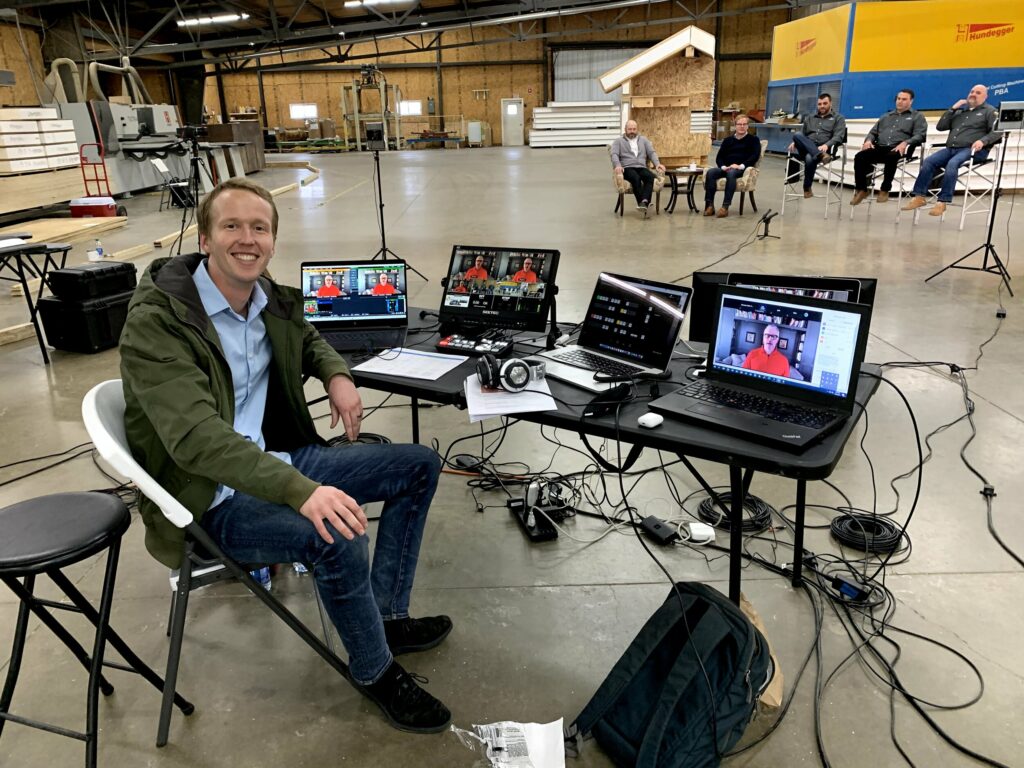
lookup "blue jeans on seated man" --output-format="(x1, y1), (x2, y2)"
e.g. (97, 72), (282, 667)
(791, 133), (826, 191)
(912, 146), (988, 203)
(201, 442), (441, 686)
(705, 167), (744, 209)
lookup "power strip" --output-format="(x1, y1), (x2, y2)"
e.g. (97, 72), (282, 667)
(507, 499), (557, 542)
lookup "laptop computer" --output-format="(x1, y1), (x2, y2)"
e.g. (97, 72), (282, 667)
(531, 273), (692, 392)
(650, 285), (872, 451)
(300, 259), (408, 352)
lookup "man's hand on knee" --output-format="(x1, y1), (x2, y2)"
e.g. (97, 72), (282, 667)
(328, 374), (364, 442)
(300, 486), (368, 543)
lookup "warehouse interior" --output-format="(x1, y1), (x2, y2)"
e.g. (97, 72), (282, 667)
(1, 1), (1023, 766)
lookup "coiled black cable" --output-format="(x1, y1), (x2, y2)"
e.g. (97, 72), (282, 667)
(696, 491), (774, 533)
(829, 511), (903, 553)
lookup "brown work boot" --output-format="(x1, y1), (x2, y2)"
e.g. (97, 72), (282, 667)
(850, 190), (867, 206)
(703, 205), (715, 217)
(803, 190), (814, 199)
(716, 207), (729, 218)
(902, 196), (927, 211)
(876, 190), (889, 203)
(929, 201), (947, 217)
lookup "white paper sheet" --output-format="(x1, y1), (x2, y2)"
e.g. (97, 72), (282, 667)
(451, 719), (565, 768)
(464, 374), (557, 422)
(351, 348), (468, 380)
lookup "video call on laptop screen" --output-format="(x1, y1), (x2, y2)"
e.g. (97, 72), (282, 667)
(711, 291), (862, 400)
(577, 273), (691, 368)
(301, 262), (407, 324)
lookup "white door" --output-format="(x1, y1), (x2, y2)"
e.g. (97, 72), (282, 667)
(501, 98), (524, 146)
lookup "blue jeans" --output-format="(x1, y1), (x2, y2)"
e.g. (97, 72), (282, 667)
(201, 442), (442, 685)
(704, 167), (744, 208)
(912, 146), (988, 203)
(792, 133), (825, 191)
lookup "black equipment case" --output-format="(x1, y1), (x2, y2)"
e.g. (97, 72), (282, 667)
(38, 289), (135, 354)
(47, 261), (137, 301)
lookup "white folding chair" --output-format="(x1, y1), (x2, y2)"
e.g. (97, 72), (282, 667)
(82, 380), (346, 748)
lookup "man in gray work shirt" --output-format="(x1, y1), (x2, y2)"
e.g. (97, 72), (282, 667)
(903, 84), (1001, 217)
(851, 88), (927, 205)
(788, 92), (846, 197)
(610, 120), (666, 216)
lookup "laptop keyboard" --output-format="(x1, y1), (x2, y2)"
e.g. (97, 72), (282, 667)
(551, 349), (643, 377)
(682, 381), (837, 429)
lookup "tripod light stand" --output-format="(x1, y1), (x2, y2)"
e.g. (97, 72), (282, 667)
(370, 150), (427, 281)
(925, 130), (1014, 297)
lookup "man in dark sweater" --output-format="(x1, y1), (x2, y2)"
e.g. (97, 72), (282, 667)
(902, 84), (1001, 217)
(704, 115), (762, 218)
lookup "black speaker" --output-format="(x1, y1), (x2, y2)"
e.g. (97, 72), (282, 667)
(476, 353), (544, 393)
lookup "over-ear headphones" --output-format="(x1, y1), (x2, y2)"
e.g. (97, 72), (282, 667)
(476, 353), (545, 393)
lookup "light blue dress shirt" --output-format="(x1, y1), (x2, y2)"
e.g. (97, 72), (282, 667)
(192, 260), (291, 508)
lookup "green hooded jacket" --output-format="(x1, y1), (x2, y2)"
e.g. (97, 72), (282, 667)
(119, 252), (351, 568)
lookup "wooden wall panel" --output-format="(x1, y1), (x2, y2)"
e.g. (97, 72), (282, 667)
(718, 59), (772, 112)
(0, 23), (45, 107)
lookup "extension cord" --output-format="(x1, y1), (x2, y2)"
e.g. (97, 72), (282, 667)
(507, 498), (557, 542)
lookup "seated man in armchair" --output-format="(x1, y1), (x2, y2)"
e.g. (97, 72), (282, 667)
(610, 120), (666, 216)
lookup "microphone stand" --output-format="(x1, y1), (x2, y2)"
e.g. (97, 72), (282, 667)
(756, 209), (780, 240)
(370, 149), (427, 281)
(925, 130), (1013, 296)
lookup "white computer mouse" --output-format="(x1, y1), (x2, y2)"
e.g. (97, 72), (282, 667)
(637, 412), (664, 429)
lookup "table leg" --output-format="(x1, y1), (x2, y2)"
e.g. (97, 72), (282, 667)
(687, 175), (700, 212)
(792, 479), (807, 587)
(666, 174), (680, 214)
(729, 464), (743, 605)
(13, 257), (50, 365)
(411, 396), (420, 443)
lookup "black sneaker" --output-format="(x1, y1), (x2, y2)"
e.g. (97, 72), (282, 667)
(385, 615), (453, 655)
(355, 661), (452, 734)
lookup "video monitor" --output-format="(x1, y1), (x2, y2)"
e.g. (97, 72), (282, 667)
(689, 272), (876, 343)
(300, 259), (407, 328)
(438, 245), (560, 333)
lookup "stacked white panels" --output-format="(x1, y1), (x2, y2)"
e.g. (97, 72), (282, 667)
(0, 107), (79, 173)
(529, 101), (622, 148)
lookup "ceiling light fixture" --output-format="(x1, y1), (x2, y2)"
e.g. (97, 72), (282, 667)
(343, 0), (407, 8)
(177, 13), (250, 27)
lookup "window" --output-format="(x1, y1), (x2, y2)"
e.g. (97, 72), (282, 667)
(289, 103), (318, 120)
(399, 100), (423, 116)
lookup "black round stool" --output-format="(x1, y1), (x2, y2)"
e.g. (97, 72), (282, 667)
(0, 492), (193, 767)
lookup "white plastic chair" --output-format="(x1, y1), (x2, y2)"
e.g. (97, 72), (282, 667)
(82, 379), (348, 748)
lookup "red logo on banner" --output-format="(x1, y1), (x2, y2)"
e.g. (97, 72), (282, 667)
(796, 38), (817, 56)
(955, 23), (1015, 43)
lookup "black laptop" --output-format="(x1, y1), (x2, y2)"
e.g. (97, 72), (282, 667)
(532, 272), (692, 392)
(650, 285), (872, 451)
(301, 259), (408, 352)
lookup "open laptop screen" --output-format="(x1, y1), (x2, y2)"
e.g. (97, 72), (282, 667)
(709, 287), (868, 402)
(577, 273), (691, 369)
(301, 260), (407, 326)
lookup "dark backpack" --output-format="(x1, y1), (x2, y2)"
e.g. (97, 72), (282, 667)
(566, 581), (773, 768)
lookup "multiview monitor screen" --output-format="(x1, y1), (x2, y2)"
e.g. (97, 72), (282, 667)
(438, 245), (560, 332)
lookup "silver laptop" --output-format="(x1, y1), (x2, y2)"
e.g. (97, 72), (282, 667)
(301, 259), (408, 352)
(532, 273), (692, 392)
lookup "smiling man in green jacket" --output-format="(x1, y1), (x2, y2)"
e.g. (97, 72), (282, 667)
(120, 178), (451, 734)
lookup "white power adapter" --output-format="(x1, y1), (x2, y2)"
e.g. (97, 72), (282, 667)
(683, 521), (716, 544)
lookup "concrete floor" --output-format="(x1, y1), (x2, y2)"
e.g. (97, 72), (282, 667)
(1, 146), (1022, 767)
